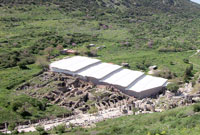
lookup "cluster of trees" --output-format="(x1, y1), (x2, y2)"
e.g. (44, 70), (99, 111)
(0, 50), (35, 69)
(0, 32), (99, 70)
(11, 96), (46, 118)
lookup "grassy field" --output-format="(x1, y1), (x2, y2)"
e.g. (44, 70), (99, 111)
(65, 105), (200, 135)
(0, 64), (42, 90)
(98, 49), (200, 76)
(63, 105), (200, 135)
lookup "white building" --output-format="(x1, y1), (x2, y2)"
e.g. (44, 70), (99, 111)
(50, 56), (168, 98)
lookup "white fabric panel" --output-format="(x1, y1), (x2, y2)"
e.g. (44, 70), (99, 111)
(101, 69), (144, 87)
(50, 56), (87, 69)
(126, 75), (168, 92)
(50, 56), (101, 72)
(77, 63), (122, 79)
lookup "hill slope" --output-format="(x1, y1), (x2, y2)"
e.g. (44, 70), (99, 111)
(0, 0), (200, 69)
(64, 104), (200, 135)
(0, 0), (200, 131)
(1, 0), (200, 16)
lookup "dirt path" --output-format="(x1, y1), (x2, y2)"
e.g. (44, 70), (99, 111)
(9, 107), (132, 133)
(189, 49), (200, 57)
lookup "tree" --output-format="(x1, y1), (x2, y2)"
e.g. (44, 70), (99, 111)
(36, 56), (49, 71)
(183, 64), (193, 82)
(44, 47), (53, 58)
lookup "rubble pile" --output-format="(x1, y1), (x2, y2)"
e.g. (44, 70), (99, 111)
(17, 72), (135, 113)
(17, 72), (200, 115)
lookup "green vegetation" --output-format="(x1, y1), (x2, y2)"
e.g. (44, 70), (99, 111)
(167, 83), (179, 93)
(53, 124), (66, 134)
(0, 94), (70, 124)
(19, 104), (200, 135)
(55, 104), (200, 135)
(7, 122), (16, 131)
(193, 104), (200, 112)
(184, 64), (194, 82)
(88, 106), (98, 114)
(0, 64), (41, 90)
(36, 126), (47, 135)
(0, 0), (200, 131)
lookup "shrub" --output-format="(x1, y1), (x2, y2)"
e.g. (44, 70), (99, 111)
(17, 60), (28, 69)
(193, 104), (200, 112)
(11, 101), (23, 111)
(69, 123), (75, 129)
(147, 129), (165, 135)
(154, 69), (176, 79)
(12, 129), (19, 134)
(53, 124), (66, 134)
(183, 58), (189, 64)
(136, 63), (146, 70)
(170, 61), (175, 65)
(86, 48), (97, 57)
(132, 106), (139, 114)
(88, 106), (98, 114)
(158, 46), (183, 52)
(16, 107), (32, 117)
(36, 126), (48, 135)
(167, 83), (179, 93)
(56, 45), (63, 51)
(110, 126), (122, 134)
(176, 112), (187, 118)
(36, 56), (49, 71)
(8, 122), (16, 131)
(136, 59), (152, 71)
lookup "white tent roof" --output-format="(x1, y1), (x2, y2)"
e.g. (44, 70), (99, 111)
(77, 63), (122, 79)
(101, 69), (144, 87)
(126, 75), (168, 92)
(50, 56), (101, 72)
(50, 56), (168, 97)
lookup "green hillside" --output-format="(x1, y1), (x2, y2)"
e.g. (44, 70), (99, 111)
(0, 0), (200, 132)
(23, 103), (200, 135)
(55, 105), (200, 135)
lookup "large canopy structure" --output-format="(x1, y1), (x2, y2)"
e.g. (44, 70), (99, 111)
(77, 63), (122, 84)
(50, 56), (101, 76)
(50, 56), (168, 98)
